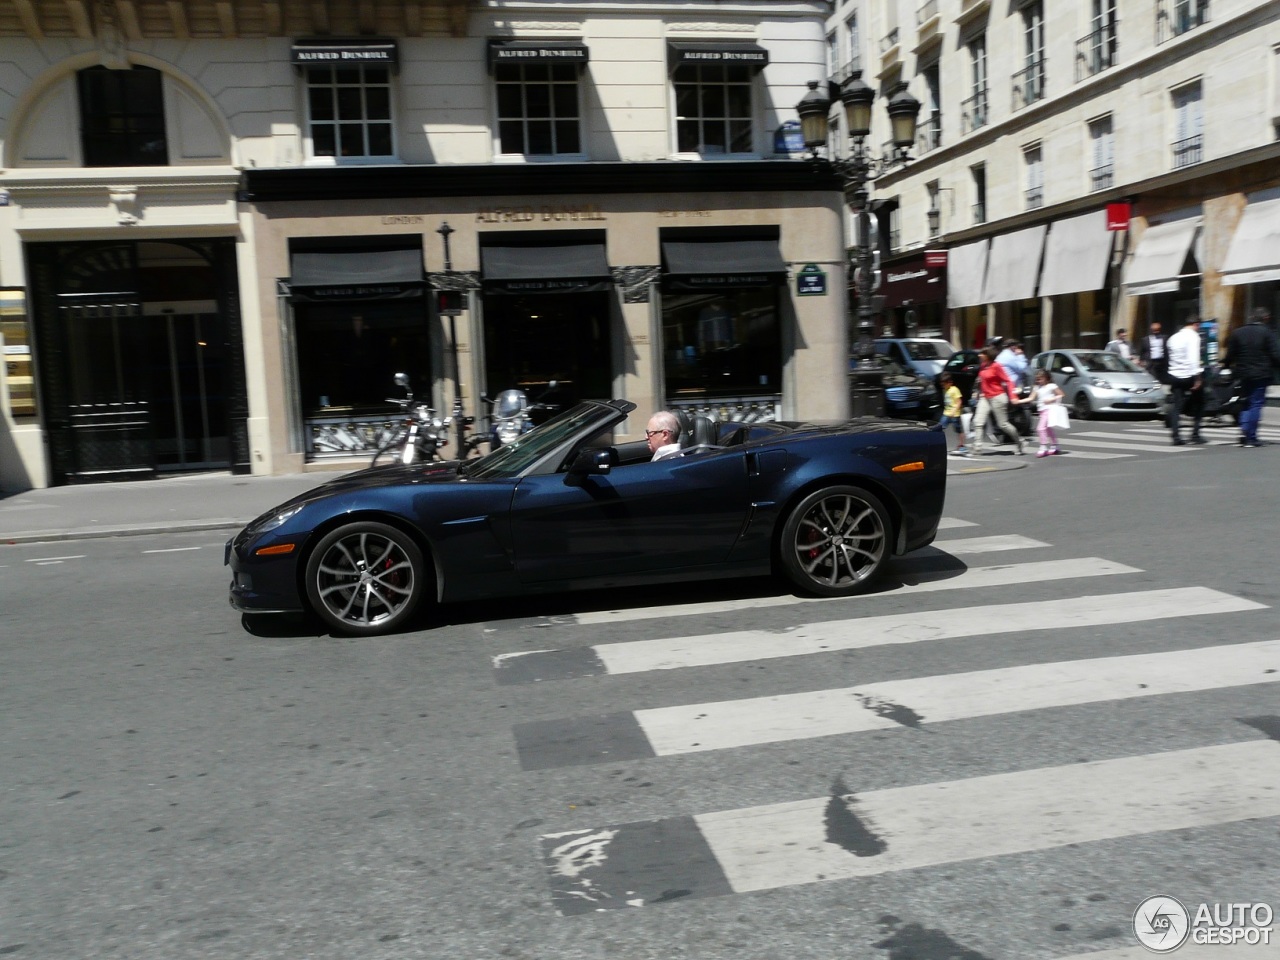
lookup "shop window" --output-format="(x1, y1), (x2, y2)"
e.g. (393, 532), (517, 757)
(304, 65), (394, 160)
(1, 290), (35, 418)
(674, 64), (755, 155)
(662, 288), (781, 400)
(77, 66), (169, 167)
(495, 63), (582, 156)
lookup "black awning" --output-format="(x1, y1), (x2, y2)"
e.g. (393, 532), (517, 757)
(291, 38), (398, 66)
(289, 247), (424, 302)
(481, 244), (611, 294)
(487, 39), (589, 71)
(668, 42), (769, 71)
(661, 239), (787, 291)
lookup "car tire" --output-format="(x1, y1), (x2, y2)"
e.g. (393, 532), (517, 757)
(1072, 392), (1092, 420)
(780, 485), (890, 597)
(304, 521), (426, 636)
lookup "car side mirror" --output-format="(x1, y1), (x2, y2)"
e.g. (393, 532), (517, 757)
(565, 448), (612, 485)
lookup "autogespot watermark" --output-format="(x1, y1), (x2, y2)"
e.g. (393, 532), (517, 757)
(1133, 896), (1274, 952)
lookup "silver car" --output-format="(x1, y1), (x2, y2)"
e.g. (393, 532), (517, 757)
(1030, 349), (1165, 419)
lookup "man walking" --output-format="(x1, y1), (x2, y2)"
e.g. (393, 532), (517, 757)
(1106, 328), (1133, 361)
(1165, 315), (1206, 446)
(1139, 321), (1168, 380)
(1222, 308), (1280, 447)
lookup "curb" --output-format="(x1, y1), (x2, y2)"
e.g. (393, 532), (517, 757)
(2, 519), (247, 546)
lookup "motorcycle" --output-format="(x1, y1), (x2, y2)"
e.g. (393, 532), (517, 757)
(484, 380), (564, 450)
(370, 373), (453, 466)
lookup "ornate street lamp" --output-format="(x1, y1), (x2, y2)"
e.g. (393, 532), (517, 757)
(796, 74), (921, 417)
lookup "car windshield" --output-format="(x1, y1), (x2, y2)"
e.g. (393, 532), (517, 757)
(1075, 351), (1143, 374)
(463, 403), (613, 480)
(904, 341), (954, 360)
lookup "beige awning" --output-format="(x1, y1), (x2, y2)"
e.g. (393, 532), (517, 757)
(1221, 197), (1280, 286)
(1038, 210), (1115, 298)
(1124, 218), (1201, 296)
(980, 225), (1047, 304)
(946, 239), (989, 308)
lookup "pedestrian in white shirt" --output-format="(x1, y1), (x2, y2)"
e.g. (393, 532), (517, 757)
(1165, 316), (1205, 446)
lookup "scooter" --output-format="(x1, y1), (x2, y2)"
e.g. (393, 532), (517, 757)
(371, 373), (452, 466)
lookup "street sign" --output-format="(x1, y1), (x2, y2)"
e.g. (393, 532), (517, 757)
(924, 249), (948, 267)
(1107, 202), (1131, 231)
(796, 264), (827, 296)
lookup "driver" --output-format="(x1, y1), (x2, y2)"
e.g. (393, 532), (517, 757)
(645, 411), (682, 461)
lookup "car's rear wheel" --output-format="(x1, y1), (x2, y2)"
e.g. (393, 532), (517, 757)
(1072, 392), (1092, 420)
(304, 521), (426, 635)
(780, 486), (890, 597)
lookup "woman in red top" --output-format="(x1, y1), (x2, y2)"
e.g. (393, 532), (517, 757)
(967, 348), (1026, 456)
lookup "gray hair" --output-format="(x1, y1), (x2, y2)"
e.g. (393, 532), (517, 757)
(650, 410), (680, 440)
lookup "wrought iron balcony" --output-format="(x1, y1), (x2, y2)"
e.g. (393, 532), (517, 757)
(973, 201), (987, 224)
(831, 58), (863, 86)
(961, 91), (989, 134)
(1172, 134), (1203, 169)
(1012, 60), (1046, 111)
(1025, 187), (1044, 210)
(917, 112), (942, 154)
(879, 27), (901, 55)
(1157, 0), (1210, 44)
(1075, 29), (1118, 82)
(1090, 164), (1115, 192)
(917, 0), (939, 26)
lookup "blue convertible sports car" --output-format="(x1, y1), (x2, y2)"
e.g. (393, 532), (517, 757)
(227, 400), (947, 636)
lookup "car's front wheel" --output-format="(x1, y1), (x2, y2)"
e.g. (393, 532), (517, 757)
(1072, 392), (1093, 420)
(304, 521), (426, 635)
(780, 485), (890, 596)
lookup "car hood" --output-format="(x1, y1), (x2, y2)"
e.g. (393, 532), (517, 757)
(247, 461), (467, 524)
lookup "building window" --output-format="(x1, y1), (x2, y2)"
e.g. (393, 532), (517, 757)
(927, 181), (941, 238)
(304, 65), (394, 160)
(919, 63), (941, 152)
(845, 14), (861, 74)
(1158, 0), (1210, 44)
(1024, 144), (1044, 209)
(972, 164), (987, 224)
(1089, 115), (1114, 190)
(1172, 81), (1203, 168)
(962, 36), (988, 134)
(1014, 3), (1046, 109)
(1077, 0), (1118, 80)
(674, 64), (755, 155)
(827, 31), (839, 76)
(77, 66), (169, 166)
(496, 63), (582, 156)
(662, 288), (781, 400)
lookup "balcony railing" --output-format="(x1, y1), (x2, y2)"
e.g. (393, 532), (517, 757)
(879, 27), (900, 55)
(973, 201), (987, 224)
(831, 58), (863, 86)
(961, 90), (989, 134)
(917, 0), (939, 26)
(1075, 29), (1117, 81)
(1025, 186), (1044, 210)
(1012, 60), (1046, 110)
(1172, 134), (1203, 168)
(1157, 0), (1209, 44)
(917, 112), (941, 154)
(1090, 164), (1115, 191)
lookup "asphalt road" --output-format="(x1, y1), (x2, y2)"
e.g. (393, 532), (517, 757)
(1, 418), (1278, 960)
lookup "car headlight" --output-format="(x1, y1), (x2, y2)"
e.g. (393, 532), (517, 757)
(253, 504), (305, 533)
(1089, 377), (1112, 388)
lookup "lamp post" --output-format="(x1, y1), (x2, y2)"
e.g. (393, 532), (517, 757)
(436, 221), (468, 455)
(796, 73), (921, 417)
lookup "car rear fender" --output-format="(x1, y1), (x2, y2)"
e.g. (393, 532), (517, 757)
(296, 509), (443, 603)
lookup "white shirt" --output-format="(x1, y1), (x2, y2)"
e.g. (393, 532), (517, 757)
(1165, 326), (1203, 380)
(1107, 338), (1132, 360)
(651, 443), (682, 461)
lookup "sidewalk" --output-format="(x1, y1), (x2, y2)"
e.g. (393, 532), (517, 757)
(0, 454), (1021, 545)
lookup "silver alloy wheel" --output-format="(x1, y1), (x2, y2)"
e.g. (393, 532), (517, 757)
(305, 522), (424, 634)
(782, 486), (889, 594)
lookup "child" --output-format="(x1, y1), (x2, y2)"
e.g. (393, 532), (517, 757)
(938, 372), (968, 455)
(1032, 368), (1065, 457)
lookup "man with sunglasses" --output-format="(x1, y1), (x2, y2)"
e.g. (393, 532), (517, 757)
(645, 411), (683, 461)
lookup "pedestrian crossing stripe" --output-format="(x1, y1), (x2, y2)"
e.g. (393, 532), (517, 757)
(935, 517), (977, 529)
(1062, 437), (1198, 453)
(540, 737), (1280, 914)
(1046, 449), (1134, 459)
(513, 639), (1280, 769)
(1072, 431), (1199, 445)
(493, 587), (1265, 683)
(932, 533), (1049, 554)
(501, 556), (1138, 629)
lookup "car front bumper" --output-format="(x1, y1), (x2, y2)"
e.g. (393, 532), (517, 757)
(226, 535), (306, 614)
